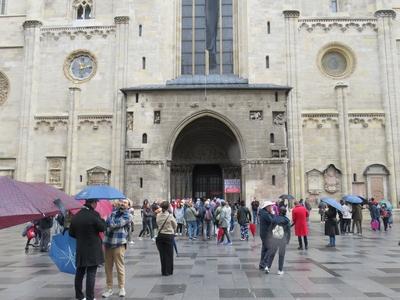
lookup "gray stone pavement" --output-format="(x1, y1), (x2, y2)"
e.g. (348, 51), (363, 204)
(0, 213), (400, 300)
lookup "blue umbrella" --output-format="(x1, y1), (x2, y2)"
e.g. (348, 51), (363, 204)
(75, 185), (126, 200)
(49, 231), (76, 274)
(321, 197), (344, 212)
(342, 195), (363, 204)
(279, 194), (295, 201)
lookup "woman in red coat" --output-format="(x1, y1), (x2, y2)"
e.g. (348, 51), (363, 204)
(292, 201), (309, 250)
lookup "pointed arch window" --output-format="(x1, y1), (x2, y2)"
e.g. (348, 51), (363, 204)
(74, 0), (93, 20)
(142, 133), (148, 144)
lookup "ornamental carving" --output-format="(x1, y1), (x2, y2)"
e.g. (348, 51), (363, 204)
(299, 18), (377, 33)
(250, 111), (263, 120)
(306, 169), (323, 195)
(283, 10), (300, 18)
(348, 113), (385, 128)
(302, 113), (339, 129)
(78, 114), (113, 130)
(323, 164), (341, 194)
(273, 112), (286, 125)
(34, 115), (69, 131)
(114, 16), (130, 24)
(40, 26), (115, 41)
(46, 157), (65, 189)
(87, 166), (111, 185)
(0, 72), (9, 106)
(374, 10), (396, 19)
(23, 20), (43, 29)
(127, 112), (134, 130)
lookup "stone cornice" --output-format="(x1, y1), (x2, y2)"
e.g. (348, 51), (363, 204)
(77, 114), (113, 120)
(299, 17), (377, 33)
(241, 159), (288, 165)
(34, 115), (68, 131)
(23, 20), (43, 29)
(374, 10), (396, 19)
(283, 10), (300, 18)
(78, 114), (113, 130)
(114, 16), (130, 24)
(126, 160), (165, 166)
(302, 112), (386, 128)
(40, 25), (115, 41)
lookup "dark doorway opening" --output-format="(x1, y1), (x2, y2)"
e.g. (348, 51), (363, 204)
(193, 164), (223, 199)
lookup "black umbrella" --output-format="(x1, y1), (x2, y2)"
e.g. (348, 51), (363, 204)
(279, 194), (295, 201)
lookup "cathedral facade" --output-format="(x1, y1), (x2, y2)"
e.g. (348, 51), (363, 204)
(0, 0), (399, 206)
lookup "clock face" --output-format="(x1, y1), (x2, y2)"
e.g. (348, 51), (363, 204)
(69, 55), (95, 80)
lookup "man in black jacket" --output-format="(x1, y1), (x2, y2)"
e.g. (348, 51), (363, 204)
(69, 199), (106, 300)
(258, 201), (274, 271)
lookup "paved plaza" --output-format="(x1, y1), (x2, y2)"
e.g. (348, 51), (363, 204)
(1, 215), (400, 300)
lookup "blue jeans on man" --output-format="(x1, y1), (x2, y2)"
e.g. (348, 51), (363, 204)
(259, 238), (270, 268)
(187, 221), (197, 239)
(252, 210), (259, 224)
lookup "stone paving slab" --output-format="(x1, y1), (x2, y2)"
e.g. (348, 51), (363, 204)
(0, 219), (400, 299)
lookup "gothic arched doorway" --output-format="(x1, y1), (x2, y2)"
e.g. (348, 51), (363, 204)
(170, 116), (241, 201)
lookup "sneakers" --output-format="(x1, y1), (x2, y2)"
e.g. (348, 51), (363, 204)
(119, 288), (126, 297)
(138, 237), (143, 241)
(277, 270), (284, 275)
(264, 266), (270, 274)
(224, 241), (232, 246)
(151, 237), (156, 241)
(102, 289), (113, 298)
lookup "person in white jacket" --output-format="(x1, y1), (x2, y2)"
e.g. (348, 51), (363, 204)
(342, 202), (352, 234)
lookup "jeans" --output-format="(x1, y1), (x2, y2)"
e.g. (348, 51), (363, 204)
(230, 218), (235, 232)
(329, 235), (336, 246)
(176, 223), (184, 234)
(196, 218), (203, 236)
(343, 219), (351, 233)
(187, 221), (197, 239)
(267, 238), (287, 271)
(39, 228), (51, 251)
(205, 221), (212, 238)
(252, 210), (258, 224)
(139, 218), (154, 238)
(75, 265), (97, 300)
(259, 238), (270, 268)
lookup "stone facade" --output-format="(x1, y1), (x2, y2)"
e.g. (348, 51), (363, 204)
(0, 0), (399, 206)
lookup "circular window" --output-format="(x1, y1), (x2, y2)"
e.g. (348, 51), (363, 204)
(64, 50), (97, 83)
(0, 72), (9, 105)
(318, 45), (355, 79)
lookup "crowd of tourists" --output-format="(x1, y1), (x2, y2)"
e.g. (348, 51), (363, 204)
(24, 195), (394, 300)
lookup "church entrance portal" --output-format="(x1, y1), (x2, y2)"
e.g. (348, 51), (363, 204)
(170, 116), (241, 201)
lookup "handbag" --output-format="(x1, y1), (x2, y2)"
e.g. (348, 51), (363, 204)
(371, 219), (379, 230)
(157, 214), (170, 235)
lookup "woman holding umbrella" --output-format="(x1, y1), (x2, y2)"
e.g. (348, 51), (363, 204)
(325, 205), (339, 247)
(321, 198), (342, 247)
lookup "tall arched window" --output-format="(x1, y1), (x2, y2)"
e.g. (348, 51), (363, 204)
(142, 133), (148, 144)
(269, 133), (275, 144)
(181, 0), (234, 75)
(74, 0), (93, 20)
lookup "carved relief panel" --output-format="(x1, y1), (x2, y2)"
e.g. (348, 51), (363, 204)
(46, 157), (66, 189)
(306, 169), (323, 195)
(87, 166), (111, 185)
(323, 164), (341, 194)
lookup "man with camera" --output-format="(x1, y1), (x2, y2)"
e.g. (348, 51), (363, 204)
(102, 199), (133, 298)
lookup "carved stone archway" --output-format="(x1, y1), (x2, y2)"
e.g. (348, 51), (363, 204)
(170, 116), (241, 200)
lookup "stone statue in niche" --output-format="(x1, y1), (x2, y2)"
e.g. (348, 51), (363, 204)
(273, 113), (286, 125)
(307, 169), (323, 194)
(154, 111), (161, 124)
(126, 112), (134, 130)
(323, 165), (341, 194)
(250, 111), (263, 120)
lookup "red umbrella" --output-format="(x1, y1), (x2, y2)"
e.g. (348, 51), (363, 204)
(0, 176), (81, 230)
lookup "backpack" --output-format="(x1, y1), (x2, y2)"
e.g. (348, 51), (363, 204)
(204, 209), (212, 221)
(272, 224), (285, 239)
(215, 207), (222, 221)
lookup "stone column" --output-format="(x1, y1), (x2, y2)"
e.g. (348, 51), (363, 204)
(111, 16), (130, 190)
(65, 87), (80, 194)
(335, 83), (352, 194)
(16, 19), (42, 181)
(375, 9), (399, 207)
(283, 10), (305, 198)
